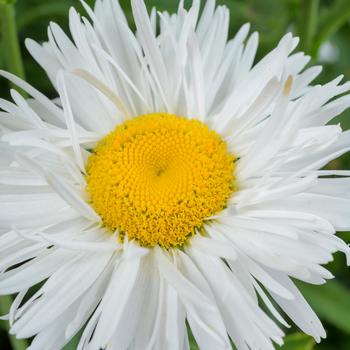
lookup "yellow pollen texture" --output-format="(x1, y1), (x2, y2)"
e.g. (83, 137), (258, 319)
(86, 113), (236, 248)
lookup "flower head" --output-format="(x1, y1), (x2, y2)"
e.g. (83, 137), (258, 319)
(86, 113), (236, 248)
(0, 0), (350, 349)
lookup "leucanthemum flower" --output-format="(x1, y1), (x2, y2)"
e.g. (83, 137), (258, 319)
(1, 0), (350, 349)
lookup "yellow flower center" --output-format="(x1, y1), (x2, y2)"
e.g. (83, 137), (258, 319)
(86, 113), (236, 248)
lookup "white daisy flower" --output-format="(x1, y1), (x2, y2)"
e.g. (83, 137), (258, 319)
(1, 0), (350, 349)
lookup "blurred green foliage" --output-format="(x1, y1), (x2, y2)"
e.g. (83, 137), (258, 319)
(1, 0), (350, 349)
(280, 333), (316, 350)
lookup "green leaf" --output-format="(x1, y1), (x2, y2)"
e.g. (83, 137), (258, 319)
(188, 325), (199, 350)
(297, 0), (319, 55)
(0, 2), (27, 96)
(277, 333), (315, 350)
(0, 0), (16, 5)
(16, 3), (70, 31)
(0, 296), (29, 350)
(62, 331), (82, 350)
(312, 0), (350, 56)
(296, 280), (350, 334)
(189, 338), (200, 350)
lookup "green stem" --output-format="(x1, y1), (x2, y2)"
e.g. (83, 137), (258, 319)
(299, 0), (319, 56)
(0, 296), (28, 350)
(0, 2), (27, 95)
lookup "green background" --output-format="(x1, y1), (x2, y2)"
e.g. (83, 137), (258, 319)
(0, 0), (350, 349)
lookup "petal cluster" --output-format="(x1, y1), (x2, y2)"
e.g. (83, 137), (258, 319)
(0, 0), (350, 349)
